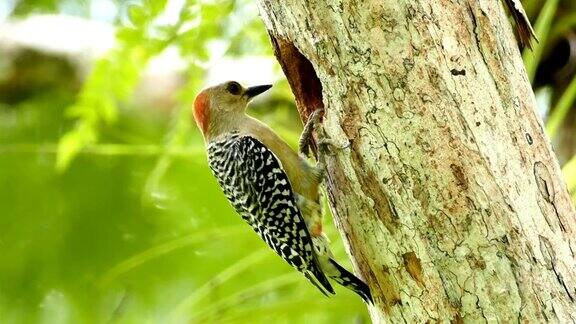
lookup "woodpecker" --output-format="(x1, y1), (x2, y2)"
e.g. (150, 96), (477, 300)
(193, 81), (372, 303)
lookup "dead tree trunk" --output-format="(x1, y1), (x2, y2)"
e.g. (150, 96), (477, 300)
(257, 0), (576, 322)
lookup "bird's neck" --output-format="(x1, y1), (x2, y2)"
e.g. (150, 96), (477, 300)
(205, 111), (246, 142)
(206, 113), (289, 154)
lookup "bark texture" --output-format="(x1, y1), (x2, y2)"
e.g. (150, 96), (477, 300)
(258, 0), (576, 322)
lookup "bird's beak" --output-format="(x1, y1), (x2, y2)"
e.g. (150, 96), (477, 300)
(245, 84), (272, 99)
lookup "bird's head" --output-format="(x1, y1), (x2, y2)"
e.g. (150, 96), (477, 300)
(193, 81), (272, 140)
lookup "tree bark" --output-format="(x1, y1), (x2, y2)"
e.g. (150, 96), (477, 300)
(257, 0), (576, 322)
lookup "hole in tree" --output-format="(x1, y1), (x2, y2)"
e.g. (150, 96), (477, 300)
(268, 35), (324, 120)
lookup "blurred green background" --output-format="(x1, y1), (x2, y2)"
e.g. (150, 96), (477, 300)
(0, 0), (575, 323)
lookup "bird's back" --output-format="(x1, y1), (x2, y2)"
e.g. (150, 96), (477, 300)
(206, 133), (334, 296)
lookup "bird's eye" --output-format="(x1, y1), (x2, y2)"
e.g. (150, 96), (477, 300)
(226, 82), (242, 95)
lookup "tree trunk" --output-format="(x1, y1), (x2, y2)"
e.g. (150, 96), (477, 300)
(257, 0), (576, 322)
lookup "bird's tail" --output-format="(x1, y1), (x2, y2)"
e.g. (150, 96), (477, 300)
(304, 266), (335, 297)
(328, 258), (373, 304)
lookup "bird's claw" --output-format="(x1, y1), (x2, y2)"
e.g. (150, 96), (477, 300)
(318, 138), (350, 156)
(299, 108), (350, 159)
(299, 108), (324, 157)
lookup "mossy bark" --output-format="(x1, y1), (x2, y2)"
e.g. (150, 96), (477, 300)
(257, 0), (576, 322)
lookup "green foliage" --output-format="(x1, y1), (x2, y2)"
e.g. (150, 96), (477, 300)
(11, 0), (60, 16)
(522, 0), (576, 198)
(522, 0), (559, 82)
(57, 0), (172, 171)
(564, 157), (576, 200)
(547, 75), (576, 137)
(2, 0), (576, 322)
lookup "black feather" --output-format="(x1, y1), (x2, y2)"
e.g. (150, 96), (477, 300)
(328, 258), (372, 304)
(207, 133), (334, 296)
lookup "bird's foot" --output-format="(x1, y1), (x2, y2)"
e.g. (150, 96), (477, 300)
(317, 138), (350, 157)
(299, 108), (323, 157)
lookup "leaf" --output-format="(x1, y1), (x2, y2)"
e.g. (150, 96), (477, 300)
(169, 249), (272, 321)
(546, 75), (576, 138)
(145, 0), (169, 16)
(98, 226), (246, 287)
(56, 123), (97, 172)
(191, 273), (302, 321)
(128, 4), (148, 27)
(522, 0), (559, 83)
(563, 156), (576, 197)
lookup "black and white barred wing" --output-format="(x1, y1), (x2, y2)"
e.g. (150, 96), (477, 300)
(207, 134), (333, 295)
